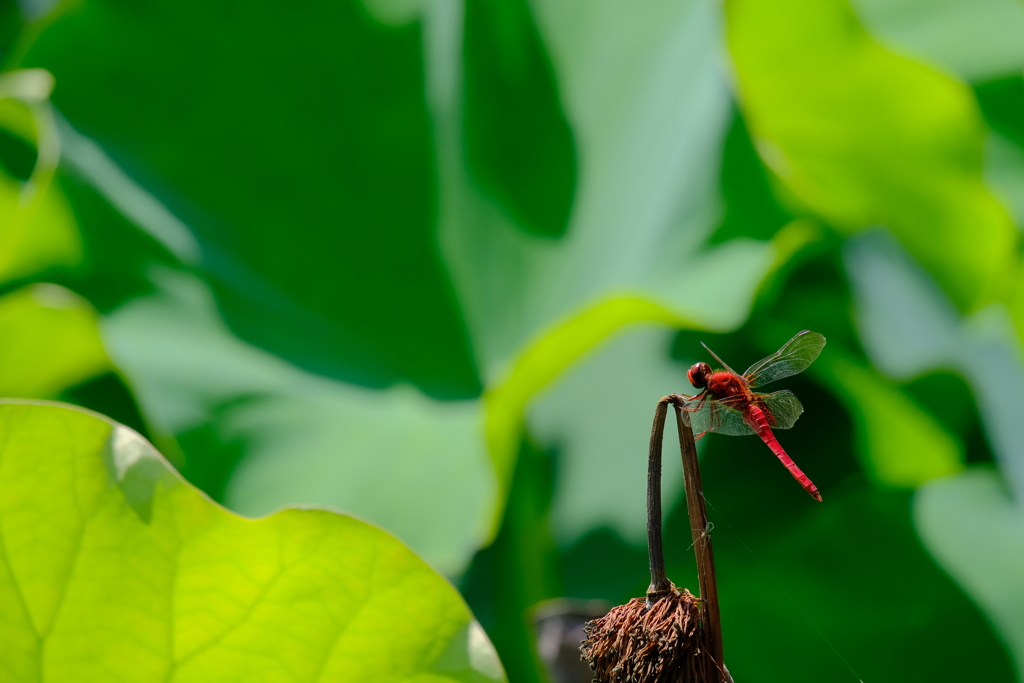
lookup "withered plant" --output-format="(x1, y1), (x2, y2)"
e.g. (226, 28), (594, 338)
(580, 396), (733, 683)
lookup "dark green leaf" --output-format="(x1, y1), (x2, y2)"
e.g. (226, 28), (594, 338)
(462, 0), (576, 238)
(21, 0), (481, 398)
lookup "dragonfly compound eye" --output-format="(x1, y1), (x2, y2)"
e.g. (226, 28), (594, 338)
(687, 362), (712, 389)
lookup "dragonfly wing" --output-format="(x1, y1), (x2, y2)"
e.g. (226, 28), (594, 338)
(686, 397), (756, 437)
(757, 390), (804, 430)
(744, 330), (826, 388)
(685, 399), (718, 437)
(714, 402), (757, 436)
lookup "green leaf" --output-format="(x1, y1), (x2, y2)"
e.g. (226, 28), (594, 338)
(0, 71), (80, 285)
(725, 0), (1017, 311)
(976, 76), (1024, 149)
(851, 0), (1024, 82)
(0, 168), (80, 283)
(915, 468), (1024, 677)
(986, 131), (1024, 228)
(482, 297), (693, 537)
(528, 326), (689, 543)
(435, 0), (805, 537)
(676, 477), (1017, 682)
(709, 109), (795, 245)
(20, 0), (480, 399)
(482, 226), (806, 540)
(0, 284), (108, 398)
(437, 0), (741, 379)
(814, 351), (964, 487)
(0, 400), (505, 682)
(844, 230), (1024, 497)
(462, 0), (576, 238)
(104, 268), (495, 576)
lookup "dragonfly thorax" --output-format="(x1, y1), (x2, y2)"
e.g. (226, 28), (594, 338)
(707, 372), (748, 400)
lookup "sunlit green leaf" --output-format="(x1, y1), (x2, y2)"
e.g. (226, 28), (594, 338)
(0, 400), (506, 682)
(0, 71), (79, 285)
(0, 284), (107, 398)
(0, 169), (79, 283)
(726, 0), (1017, 310)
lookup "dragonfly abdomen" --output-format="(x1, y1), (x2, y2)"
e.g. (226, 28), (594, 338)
(746, 404), (822, 502)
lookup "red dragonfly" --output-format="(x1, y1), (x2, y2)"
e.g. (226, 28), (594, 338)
(682, 330), (826, 501)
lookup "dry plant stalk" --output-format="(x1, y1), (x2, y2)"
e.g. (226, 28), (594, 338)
(580, 395), (727, 683)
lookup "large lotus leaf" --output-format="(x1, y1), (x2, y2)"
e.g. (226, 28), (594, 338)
(851, 0), (1024, 82)
(726, 0), (1017, 311)
(0, 400), (505, 682)
(103, 267), (494, 577)
(430, 0), (787, 529)
(435, 0), (739, 379)
(0, 284), (108, 398)
(915, 468), (1024, 676)
(19, 0), (480, 399)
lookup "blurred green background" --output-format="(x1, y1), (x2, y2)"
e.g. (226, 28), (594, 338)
(2, 0), (1024, 680)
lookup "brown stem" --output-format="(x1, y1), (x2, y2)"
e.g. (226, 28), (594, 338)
(670, 398), (726, 683)
(646, 397), (673, 599)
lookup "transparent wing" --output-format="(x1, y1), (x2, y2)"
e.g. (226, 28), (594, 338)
(757, 390), (804, 430)
(744, 330), (826, 388)
(686, 396), (756, 437)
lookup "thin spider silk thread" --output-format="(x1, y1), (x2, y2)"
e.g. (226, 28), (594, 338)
(700, 492), (865, 683)
(686, 521), (714, 552)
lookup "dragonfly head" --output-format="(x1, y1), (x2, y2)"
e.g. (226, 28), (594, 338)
(687, 362), (712, 389)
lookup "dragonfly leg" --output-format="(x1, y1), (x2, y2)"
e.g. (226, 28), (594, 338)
(679, 396), (707, 413)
